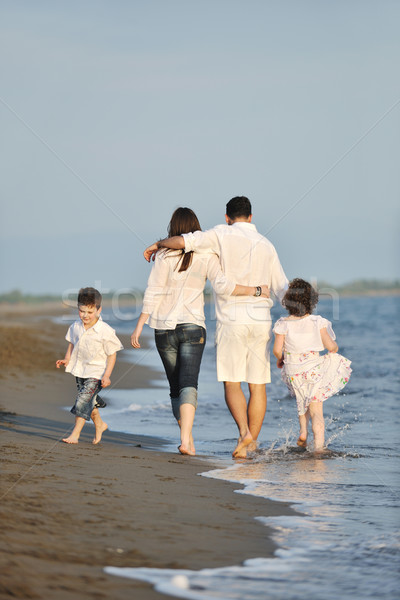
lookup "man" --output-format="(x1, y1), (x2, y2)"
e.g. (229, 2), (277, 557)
(144, 196), (288, 457)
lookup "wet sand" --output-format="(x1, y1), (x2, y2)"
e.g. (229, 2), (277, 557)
(0, 305), (296, 600)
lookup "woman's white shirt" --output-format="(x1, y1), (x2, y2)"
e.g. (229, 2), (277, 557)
(142, 250), (236, 330)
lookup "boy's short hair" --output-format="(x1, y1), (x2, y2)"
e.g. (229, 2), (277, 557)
(77, 287), (102, 309)
(226, 196), (252, 220)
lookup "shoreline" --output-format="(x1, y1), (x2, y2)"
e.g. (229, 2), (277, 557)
(0, 286), (399, 316)
(0, 308), (297, 600)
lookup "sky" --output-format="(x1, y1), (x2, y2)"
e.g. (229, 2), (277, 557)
(1, 0), (399, 295)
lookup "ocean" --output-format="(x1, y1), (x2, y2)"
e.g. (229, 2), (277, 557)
(69, 295), (399, 600)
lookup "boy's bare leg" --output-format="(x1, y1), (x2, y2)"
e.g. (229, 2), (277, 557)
(224, 382), (253, 458)
(178, 403), (196, 456)
(309, 402), (325, 451)
(297, 409), (310, 447)
(62, 416), (86, 444)
(91, 408), (108, 444)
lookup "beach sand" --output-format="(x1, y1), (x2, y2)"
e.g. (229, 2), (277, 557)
(0, 305), (296, 600)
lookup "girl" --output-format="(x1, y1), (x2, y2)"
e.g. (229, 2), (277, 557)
(273, 278), (352, 451)
(131, 207), (269, 456)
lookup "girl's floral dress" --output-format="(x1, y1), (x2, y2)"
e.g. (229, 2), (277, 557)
(273, 315), (352, 416)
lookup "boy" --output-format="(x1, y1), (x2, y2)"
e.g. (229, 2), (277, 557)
(56, 287), (123, 444)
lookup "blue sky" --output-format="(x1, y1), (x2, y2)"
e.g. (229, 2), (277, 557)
(1, 0), (399, 295)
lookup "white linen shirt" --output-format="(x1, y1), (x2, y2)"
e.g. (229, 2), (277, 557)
(65, 317), (123, 379)
(142, 249), (236, 330)
(183, 222), (288, 325)
(273, 315), (336, 354)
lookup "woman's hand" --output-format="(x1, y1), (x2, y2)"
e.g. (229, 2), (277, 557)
(276, 357), (284, 369)
(131, 326), (143, 348)
(131, 314), (148, 349)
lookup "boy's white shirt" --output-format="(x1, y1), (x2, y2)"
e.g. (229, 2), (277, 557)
(65, 316), (123, 379)
(182, 222), (288, 325)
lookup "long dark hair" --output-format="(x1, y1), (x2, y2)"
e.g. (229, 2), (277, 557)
(166, 207), (201, 272)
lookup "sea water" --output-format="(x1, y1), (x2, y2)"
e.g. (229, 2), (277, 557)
(73, 295), (399, 600)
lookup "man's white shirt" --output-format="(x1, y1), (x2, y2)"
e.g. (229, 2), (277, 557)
(183, 222), (288, 325)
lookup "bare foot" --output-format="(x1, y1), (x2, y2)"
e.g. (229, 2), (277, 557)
(62, 436), (79, 444)
(297, 436), (307, 448)
(93, 422), (108, 445)
(233, 446), (249, 458)
(313, 445), (325, 454)
(247, 440), (258, 453)
(178, 445), (195, 456)
(232, 432), (253, 458)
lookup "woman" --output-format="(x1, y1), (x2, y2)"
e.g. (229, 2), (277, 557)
(131, 207), (268, 456)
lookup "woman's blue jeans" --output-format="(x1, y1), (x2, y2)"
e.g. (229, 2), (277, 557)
(155, 323), (206, 421)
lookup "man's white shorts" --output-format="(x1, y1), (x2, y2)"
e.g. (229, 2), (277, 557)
(215, 322), (272, 384)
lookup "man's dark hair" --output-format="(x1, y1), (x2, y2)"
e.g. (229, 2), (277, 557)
(226, 196), (252, 220)
(77, 287), (102, 309)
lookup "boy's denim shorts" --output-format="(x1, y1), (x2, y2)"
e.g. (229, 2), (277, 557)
(71, 377), (103, 421)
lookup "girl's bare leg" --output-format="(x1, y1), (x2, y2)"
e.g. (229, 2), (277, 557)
(309, 402), (325, 451)
(91, 408), (108, 445)
(62, 416), (86, 444)
(297, 409), (310, 447)
(178, 403), (196, 456)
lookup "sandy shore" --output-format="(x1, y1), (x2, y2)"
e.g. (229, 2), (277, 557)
(0, 305), (296, 600)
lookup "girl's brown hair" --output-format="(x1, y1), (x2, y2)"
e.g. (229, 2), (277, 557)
(282, 278), (319, 317)
(166, 207), (201, 272)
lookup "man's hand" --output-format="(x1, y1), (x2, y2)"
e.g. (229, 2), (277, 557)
(276, 357), (284, 369)
(260, 285), (270, 298)
(143, 243), (159, 262)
